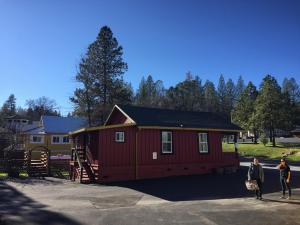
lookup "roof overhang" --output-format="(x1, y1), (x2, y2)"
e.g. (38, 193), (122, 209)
(137, 126), (243, 133)
(69, 123), (136, 135)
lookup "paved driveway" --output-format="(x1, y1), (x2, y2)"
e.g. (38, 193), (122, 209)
(1, 164), (300, 225)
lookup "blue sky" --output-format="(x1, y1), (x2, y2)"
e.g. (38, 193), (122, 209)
(0, 0), (299, 115)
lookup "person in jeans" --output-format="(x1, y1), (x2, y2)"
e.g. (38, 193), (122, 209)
(277, 159), (292, 199)
(248, 158), (264, 200)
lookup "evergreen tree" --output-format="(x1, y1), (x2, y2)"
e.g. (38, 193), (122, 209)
(254, 75), (292, 146)
(70, 26), (130, 124)
(282, 77), (300, 103)
(282, 77), (300, 125)
(203, 80), (218, 112)
(1, 94), (16, 116)
(235, 75), (245, 101)
(232, 82), (258, 143)
(225, 78), (236, 115)
(135, 75), (165, 107)
(217, 74), (227, 113)
(165, 72), (204, 111)
(70, 57), (97, 126)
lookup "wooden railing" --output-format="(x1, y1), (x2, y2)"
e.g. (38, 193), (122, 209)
(85, 146), (96, 182)
(71, 147), (84, 183)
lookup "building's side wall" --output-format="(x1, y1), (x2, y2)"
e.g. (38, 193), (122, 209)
(98, 126), (137, 182)
(24, 133), (71, 156)
(136, 129), (238, 179)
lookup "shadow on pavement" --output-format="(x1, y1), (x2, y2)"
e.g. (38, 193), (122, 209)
(0, 181), (81, 225)
(107, 166), (300, 202)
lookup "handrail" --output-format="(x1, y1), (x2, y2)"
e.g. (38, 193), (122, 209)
(71, 147), (84, 183)
(85, 146), (95, 181)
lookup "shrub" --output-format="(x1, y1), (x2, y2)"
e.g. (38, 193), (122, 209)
(259, 133), (269, 146)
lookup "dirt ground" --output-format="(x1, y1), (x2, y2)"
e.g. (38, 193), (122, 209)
(1, 163), (300, 225)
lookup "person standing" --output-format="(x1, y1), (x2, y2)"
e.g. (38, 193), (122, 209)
(277, 159), (292, 199)
(248, 158), (264, 200)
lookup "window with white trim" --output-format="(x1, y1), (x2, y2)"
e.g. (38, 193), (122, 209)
(52, 136), (60, 144)
(198, 132), (209, 153)
(62, 136), (69, 144)
(161, 131), (173, 154)
(51, 135), (71, 144)
(30, 135), (44, 144)
(115, 132), (125, 142)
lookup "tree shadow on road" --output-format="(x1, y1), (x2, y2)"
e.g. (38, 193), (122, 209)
(107, 166), (300, 202)
(0, 181), (81, 225)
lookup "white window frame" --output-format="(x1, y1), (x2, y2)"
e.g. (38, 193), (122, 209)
(51, 135), (61, 144)
(115, 132), (125, 143)
(198, 132), (209, 153)
(161, 131), (173, 154)
(51, 135), (70, 144)
(62, 136), (70, 144)
(30, 135), (44, 144)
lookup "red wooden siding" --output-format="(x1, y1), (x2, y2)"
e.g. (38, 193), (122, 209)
(98, 126), (137, 182)
(71, 126), (238, 183)
(136, 129), (238, 179)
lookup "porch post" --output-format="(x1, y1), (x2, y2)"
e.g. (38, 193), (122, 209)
(234, 133), (238, 158)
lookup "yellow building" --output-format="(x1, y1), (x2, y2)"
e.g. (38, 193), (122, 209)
(23, 116), (86, 157)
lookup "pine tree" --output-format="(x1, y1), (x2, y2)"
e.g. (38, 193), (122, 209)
(70, 57), (97, 126)
(232, 82), (258, 143)
(282, 77), (300, 103)
(135, 75), (165, 107)
(71, 26), (131, 125)
(1, 94), (16, 116)
(235, 75), (245, 101)
(254, 75), (292, 146)
(217, 74), (227, 113)
(225, 78), (236, 115)
(203, 80), (218, 112)
(165, 72), (204, 111)
(282, 77), (300, 125)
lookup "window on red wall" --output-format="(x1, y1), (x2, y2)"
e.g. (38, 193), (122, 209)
(115, 132), (125, 142)
(198, 132), (209, 153)
(161, 131), (173, 154)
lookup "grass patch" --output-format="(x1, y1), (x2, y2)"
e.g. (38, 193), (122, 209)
(222, 142), (300, 162)
(0, 172), (8, 177)
(19, 171), (29, 177)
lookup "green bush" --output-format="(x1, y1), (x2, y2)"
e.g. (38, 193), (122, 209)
(259, 133), (269, 146)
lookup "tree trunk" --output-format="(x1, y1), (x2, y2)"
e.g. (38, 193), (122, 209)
(102, 64), (108, 125)
(272, 128), (276, 147)
(85, 89), (92, 127)
(253, 129), (258, 144)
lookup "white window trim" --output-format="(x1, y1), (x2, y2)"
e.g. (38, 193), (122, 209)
(161, 131), (173, 154)
(51, 135), (70, 144)
(30, 135), (44, 144)
(62, 136), (70, 144)
(115, 132), (125, 142)
(198, 132), (209, 153)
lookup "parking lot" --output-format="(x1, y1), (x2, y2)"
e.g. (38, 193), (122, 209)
(1, 164), (300, 225)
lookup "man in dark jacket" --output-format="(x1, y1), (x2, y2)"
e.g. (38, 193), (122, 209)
(248, 158), (264, 200)
(277, 159), (292, 199)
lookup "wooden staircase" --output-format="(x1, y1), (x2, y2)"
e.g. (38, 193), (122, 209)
(70, 148), (98, 184)
(28, 160), (48, 176)
(25, 150), (50, 177)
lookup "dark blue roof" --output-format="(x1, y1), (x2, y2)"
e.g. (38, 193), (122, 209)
(117, 105), (242, 131)
(42, 116), (86, 133)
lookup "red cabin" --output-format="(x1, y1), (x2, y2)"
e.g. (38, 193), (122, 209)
(69, 105), (242, 183)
